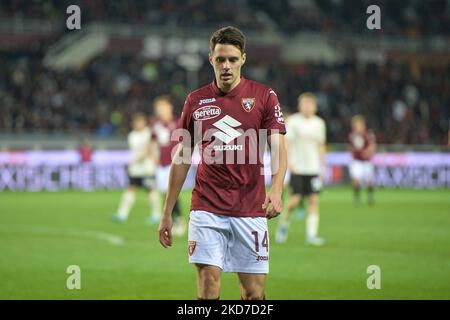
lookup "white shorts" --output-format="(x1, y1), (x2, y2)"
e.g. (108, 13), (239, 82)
(128, 159), (156, 177)
(188, 210), (269, 274)
(349, 160), (374, 184)
(156, 165), (170, 192)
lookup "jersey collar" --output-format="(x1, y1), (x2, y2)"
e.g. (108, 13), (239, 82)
(211, 76), (246, 97)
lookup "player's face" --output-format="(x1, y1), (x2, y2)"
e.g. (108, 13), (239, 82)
(352, 120), (366, 133)
(299, 98), (317, 117)
(133, 118), (147, 131)
(154, 100), (173, 121)
(209, 44), (246, 91)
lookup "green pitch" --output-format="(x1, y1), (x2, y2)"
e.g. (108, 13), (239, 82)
(0, 188), (449, 299)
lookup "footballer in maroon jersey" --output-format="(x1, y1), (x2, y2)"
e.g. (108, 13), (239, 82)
(348, 115), (377, 206)
(152, 96), (179, 167)
(158, 26), (287, 300)
(179, 76), (285, 217)
(151, 95), (186, 235)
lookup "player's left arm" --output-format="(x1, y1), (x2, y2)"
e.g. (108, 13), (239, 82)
(365, 131), (377, 158)
(264, 133), (287, 219)
(262, 88), (287, 219)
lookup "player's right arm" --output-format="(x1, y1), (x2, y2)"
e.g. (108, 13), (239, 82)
(347, 132), (354, 157)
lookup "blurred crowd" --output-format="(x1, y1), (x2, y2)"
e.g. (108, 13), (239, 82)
(1, 0), (448, 144)
(0, 52), (187, 137)
(0, 0), (267, 30)
(255, 0), (450, 37)
(1, 51), (448, 145)
(1, 0), (449, 37)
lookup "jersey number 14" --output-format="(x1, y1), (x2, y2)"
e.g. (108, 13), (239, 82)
(252, 231), (269, 252)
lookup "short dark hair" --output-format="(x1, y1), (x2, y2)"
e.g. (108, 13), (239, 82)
(210, 26), (246, 54)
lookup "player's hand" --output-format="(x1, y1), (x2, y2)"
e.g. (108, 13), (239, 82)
(263, 188), (283, 219)
(158, 214), (173, 248)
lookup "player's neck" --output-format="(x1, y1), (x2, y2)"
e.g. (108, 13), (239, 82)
(216, 76), (241, 93)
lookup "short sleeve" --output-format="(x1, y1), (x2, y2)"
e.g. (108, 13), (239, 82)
(262, 89), (286, 135)
(179, 95), (192, 131)
(178, 94), (196, 148)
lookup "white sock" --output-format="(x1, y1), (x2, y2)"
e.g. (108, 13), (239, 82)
(148, 190), (162, 218)
(117, 190), (136, 220)
(306, 213), (319, 238)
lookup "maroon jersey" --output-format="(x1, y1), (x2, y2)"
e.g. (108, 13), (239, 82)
(349, 130), (376, 161)
(152, 118), (178, 166)
(79, 146), (92, 163)
(180, 77), (286, 217)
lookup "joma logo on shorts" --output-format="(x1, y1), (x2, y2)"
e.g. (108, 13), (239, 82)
(256, 255), (268, 261)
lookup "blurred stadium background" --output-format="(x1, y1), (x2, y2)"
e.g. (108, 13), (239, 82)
(0, 0), (449, 299)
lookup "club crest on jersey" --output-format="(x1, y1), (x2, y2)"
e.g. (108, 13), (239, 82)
(241, 98), (255, 112)
(188, 241), (196, 256)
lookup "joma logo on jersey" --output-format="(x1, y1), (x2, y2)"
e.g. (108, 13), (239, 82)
(241, 98), (255, 112)
(199, 98), (216, 105)
(193, 106), (221, 121)
(212, 115), (242, 144)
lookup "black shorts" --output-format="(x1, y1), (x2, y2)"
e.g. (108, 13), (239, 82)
(128, 175), (156, 190)
(290, 174), (322, 196)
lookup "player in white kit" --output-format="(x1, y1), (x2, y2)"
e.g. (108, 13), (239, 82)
(276, 93), (327, 246)
(112, 112), (159, 223)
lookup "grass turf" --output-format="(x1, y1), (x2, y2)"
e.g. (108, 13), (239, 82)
(0, 187), (449, 299)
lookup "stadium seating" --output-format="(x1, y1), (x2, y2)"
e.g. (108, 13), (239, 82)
(0, 0), (448, 145)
